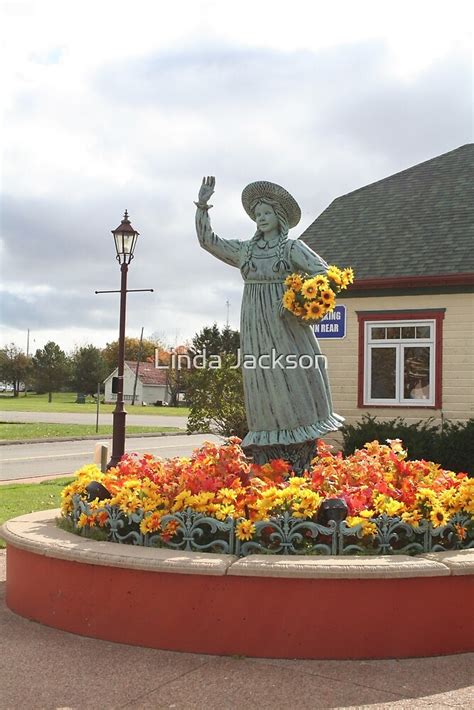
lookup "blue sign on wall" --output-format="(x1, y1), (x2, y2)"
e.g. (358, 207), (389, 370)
(312, 305), (346, 339)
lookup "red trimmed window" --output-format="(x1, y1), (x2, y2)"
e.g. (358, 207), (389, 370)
(357, 310), (445, 409)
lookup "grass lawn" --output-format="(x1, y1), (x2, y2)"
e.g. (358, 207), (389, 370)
(0, 422), (184, 441)
(0, 392), (189, 417)
(0, 477), (73, 548)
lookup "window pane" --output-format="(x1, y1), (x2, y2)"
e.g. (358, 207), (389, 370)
(416, 325), (431, 339)
(402, 326), (416, 338)
(404, 347), (430, 400)
(371, 327), (386, 340)
(371, 348), (396, 399)
(387, 327), (401, 339)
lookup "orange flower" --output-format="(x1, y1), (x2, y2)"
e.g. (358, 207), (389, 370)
(96, 511), (109, 527)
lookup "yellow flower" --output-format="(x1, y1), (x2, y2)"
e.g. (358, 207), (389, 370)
(373, 495), (404, 516)
(438, 489), (461, 514)
(77, 513), (89, 529)
(314, 275), (329, 289)
(326, 266), (342, 285)
(382, 498), (405, 517)
(346, 516), (376, 537)
(140, 512), (162, 534)
(303, 301), (325, 320)
(282, 289), (296, 310)
(171, 489), (193, 512)
(292, 275), (303, 291)
(320, 289), (335, 305)
(291, 490), (322, 518)
(401, 510), (422, 526)
(301, 278), (319, 299)
(347, 515), (363, 527)
(457, 479), (474, 513)
(236, 520), (256, 541)
(360, 520), (377, 537)
(285, 274), (303, 291)
(214, 504), (236, 521)
(188, 491), (215, 513)
(261, 486), (279, 500)
(386, 439), (406, 457)
(430, 507), (448, 527)
(124, 479), (141, 489)
(339, 267), (355, 288)
(287, 476), (307, 488)
(217, 488), (238, 504)
(416, 488), (438, 507)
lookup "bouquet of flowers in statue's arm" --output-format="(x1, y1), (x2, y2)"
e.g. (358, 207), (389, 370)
(283, 265), (355, 323)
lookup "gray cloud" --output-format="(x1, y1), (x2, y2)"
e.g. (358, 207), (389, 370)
(2, 39), (471, 348)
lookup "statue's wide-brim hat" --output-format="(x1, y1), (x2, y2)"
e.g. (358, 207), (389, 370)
(241, 181), (301, 229)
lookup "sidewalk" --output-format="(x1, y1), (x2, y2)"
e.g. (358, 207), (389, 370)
(0, 550), (472, 709)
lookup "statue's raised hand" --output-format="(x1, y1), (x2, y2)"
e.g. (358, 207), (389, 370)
(197, 176), (215, 206)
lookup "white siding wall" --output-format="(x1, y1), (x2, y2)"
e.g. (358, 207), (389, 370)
(103, 365), (144, 404)
(142, 385), (169, 405)
(319, 291), (473, 445)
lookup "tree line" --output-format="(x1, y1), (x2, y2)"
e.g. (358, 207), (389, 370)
(0, 336), (165, 402)
(0, 325), (247, 438)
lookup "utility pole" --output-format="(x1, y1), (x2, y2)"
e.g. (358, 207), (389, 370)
(225, 299), (230, 328)
(25, 329), (31, 397)
(131, 327), (144, 406)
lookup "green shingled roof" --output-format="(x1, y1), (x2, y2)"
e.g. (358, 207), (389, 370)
(300, 144), (474, 280)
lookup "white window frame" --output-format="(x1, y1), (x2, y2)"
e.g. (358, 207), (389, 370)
(364, 319), (436, 406)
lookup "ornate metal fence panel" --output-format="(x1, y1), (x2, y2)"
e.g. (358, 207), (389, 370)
(235, 513), (337, 557)
(158, 510), (235, 554)
(67, 497), (473, 556)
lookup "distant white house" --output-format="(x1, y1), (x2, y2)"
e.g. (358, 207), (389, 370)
(103, 361), (170, 406)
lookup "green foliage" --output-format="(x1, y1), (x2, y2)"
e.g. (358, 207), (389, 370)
(186, 352), (247, 438)
(189, 323), (240, 357)
(70, 344), (108, 395)
(0, 343), (33, 396)
(186, 324), (245, 437)
(32, 341), (69, 401)
(342, 415), (474, 475)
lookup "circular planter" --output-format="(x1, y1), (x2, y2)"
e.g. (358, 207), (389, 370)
(2, 510), (473, 660)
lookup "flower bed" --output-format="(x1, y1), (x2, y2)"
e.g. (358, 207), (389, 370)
(60, 438), (474, 556)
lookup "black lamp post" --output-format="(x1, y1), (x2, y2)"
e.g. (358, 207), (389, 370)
(108, 210), (139, 468)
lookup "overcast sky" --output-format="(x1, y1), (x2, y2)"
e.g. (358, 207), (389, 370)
(1, 0), (472, 354)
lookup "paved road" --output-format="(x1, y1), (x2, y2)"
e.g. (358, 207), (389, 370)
(0, 433), (221, 482)
(0, 410), (188, 427)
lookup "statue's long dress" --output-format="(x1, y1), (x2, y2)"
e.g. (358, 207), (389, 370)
(196, 209), (344, 469)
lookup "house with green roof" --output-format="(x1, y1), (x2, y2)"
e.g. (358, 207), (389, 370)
(300, 144), (474, 434)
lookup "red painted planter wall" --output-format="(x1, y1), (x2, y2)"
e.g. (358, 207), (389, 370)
(7, 546), (474, 659)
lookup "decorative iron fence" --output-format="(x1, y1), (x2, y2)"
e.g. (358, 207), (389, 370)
(65, 495), (474, 556)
